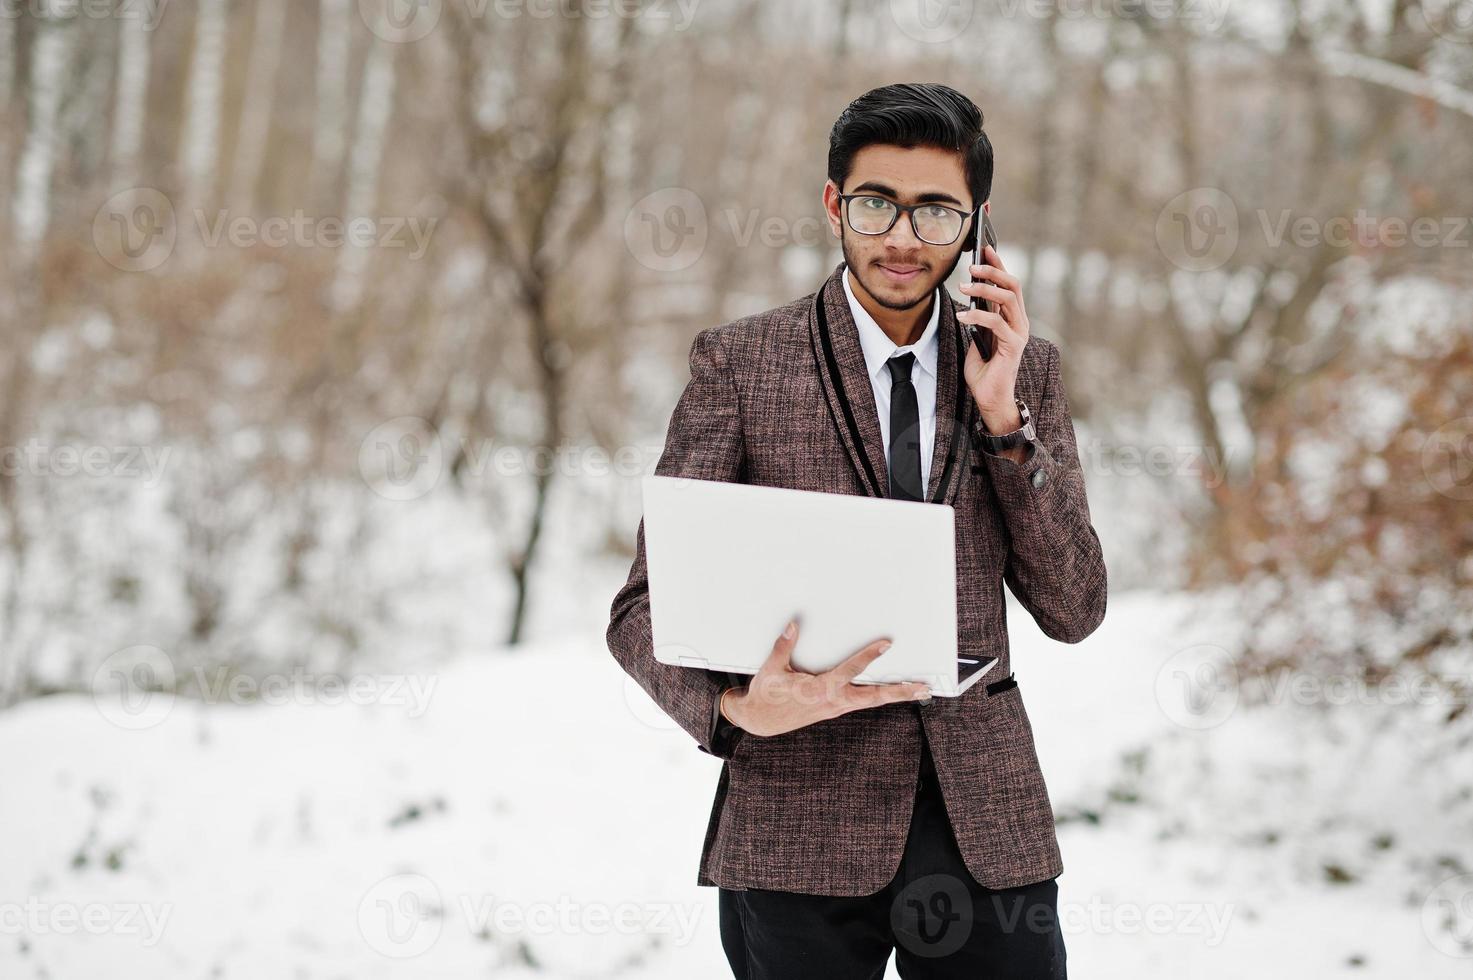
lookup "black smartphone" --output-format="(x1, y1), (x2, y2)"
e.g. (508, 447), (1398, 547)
(968, 206), (999, 361)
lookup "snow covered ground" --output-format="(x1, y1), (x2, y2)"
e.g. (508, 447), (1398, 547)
(2, 587), (1470, 978)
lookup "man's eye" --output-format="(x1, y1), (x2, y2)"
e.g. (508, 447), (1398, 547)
(860, 198), (891, 210)
(917, 205), (951, 219)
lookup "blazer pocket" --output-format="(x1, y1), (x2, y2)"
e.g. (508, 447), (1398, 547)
(985, 673), (1018, 697)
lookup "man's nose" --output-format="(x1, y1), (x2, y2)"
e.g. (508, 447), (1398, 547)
(883, 213), (921, 250)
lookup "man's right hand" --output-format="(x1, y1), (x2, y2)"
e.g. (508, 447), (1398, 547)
(721, 620), (931, 738)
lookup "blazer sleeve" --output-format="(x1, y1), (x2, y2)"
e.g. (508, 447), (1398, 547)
(972, 341), (1107, 643)
(606, 327), (748, 759)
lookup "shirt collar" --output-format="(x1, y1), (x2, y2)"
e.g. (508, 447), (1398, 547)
(842, 267), (940, 385)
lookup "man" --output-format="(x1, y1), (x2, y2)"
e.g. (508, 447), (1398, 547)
(607, 82), (1106, 979)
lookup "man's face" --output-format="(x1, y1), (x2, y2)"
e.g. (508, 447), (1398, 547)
(824, 144), (982, 312)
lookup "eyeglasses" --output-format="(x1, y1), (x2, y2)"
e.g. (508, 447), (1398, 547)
(838, 194), (972, 246)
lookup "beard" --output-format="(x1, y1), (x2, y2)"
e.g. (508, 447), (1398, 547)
(839, 228), (966, 312)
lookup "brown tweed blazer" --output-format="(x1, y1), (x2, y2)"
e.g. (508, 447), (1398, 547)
(607, 261), (1107, 896)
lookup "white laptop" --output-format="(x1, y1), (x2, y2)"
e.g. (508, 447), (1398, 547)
(641, 475), (998, 697)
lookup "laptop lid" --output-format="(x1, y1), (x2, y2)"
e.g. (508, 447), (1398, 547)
(642, 475), (980, 695)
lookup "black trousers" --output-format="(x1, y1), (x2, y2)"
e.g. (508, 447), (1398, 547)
(718, 728), (1067, 979)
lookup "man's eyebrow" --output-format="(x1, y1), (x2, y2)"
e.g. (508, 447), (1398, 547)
(848, 181), (966, 208)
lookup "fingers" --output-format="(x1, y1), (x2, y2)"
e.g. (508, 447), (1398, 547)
(842, 681), (931, 712)
(974, 244), (1014, 280)
(761, 618), (799, 674)
(959, 280), (1021, 323)
(958, 306), (1025, 351)
(967, 247), (1025, 315)
(829, 637), (892, 683)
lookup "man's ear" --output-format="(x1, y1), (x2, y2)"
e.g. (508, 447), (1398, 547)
(822, 181), (843, 238)
(961, 200), (991, 252)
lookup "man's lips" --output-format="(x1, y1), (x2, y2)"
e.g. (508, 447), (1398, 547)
(877, 263), (924, 283)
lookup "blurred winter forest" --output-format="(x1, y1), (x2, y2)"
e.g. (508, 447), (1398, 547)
(0, 0), (1471, 975)
(0, 0), (1466, 711)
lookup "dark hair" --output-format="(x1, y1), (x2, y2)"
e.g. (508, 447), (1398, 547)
(827, 82), (993, 228)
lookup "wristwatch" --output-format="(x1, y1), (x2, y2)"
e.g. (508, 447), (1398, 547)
(975, 397), (1036, 455)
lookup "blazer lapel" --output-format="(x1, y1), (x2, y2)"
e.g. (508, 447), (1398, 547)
(808, 262), (975, 505)
(810, 263), (890, 498)
(928, 289), (974, 506)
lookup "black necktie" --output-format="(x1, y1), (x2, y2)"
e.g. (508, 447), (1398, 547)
(886, 352), (924, 502)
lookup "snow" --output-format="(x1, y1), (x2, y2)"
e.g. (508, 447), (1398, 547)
(1, 588), (1469, 977)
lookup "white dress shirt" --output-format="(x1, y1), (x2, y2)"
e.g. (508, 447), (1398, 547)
(842, 268), (940, 492)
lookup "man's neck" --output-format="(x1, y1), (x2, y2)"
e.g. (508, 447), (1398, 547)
(847, 269), (934, 348)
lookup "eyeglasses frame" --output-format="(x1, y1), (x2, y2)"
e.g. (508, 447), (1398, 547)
(836, 193), (976, 246)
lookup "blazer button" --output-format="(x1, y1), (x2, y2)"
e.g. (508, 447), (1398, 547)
(1030, 467), (1048, 489)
